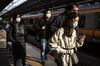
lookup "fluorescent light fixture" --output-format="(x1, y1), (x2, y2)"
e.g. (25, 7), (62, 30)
(0, 0), (27, 16)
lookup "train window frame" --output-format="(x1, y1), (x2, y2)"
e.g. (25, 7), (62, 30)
(95, 12), (100, 30)
(78, 15), (85, 28)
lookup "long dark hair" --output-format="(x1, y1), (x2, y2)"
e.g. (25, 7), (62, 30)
(62, 17), (71, 37)
(62, 3), (79, 33)
(62, 3), (79, 16)
(63, 13), (80, 36)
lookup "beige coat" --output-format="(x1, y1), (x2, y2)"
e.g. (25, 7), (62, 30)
(49, 27), (84, 66)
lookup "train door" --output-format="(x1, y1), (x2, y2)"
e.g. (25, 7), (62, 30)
(78, 14), (93, 36)
(79, 13), (95, 41)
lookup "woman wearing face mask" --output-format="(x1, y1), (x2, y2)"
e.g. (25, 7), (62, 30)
(48, 4), (86, 66)
(11, 14), (27, 66)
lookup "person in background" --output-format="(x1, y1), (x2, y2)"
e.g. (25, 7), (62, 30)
(39, 9), (52, 65)
(10, 14), (27, 66)
(5, 20), (12, 50)
(0, 17), (4, 30)
(0, 17), (7, 49)
(49, 3), (86, 66)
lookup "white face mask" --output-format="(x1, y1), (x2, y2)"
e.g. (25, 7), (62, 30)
(16, 18), (21, 22)
(73, 21), (78, 28)
(46, 13), (51, 18)
(46, 11), (51, 18)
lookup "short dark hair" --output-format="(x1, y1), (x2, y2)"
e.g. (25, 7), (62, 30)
(42, 9), (51, 19)
(65, 3), (79, 11)
(42, 8), (50, 15)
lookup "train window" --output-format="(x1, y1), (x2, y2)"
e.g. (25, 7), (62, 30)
(29, 19), (33, 24)
(22, 19), (29, 25)
(96, 12), (100, 29)
(78, 15), (85, 28)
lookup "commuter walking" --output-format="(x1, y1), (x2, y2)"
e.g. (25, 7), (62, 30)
(39, 9), (52, 65)
(49, 4), (86, 66)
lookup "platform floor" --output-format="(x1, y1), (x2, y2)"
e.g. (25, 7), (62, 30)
(0, 42), (100, 66)
(26, 42), (100, 66)
(0, 48), (10, 66)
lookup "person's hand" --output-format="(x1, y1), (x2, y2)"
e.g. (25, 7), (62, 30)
(42, 26), (46, 29)
(78, 34), (86, 43)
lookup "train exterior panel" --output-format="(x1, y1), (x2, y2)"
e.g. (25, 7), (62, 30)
(79, 12), (100, 40)
(22, 4), (100, 42)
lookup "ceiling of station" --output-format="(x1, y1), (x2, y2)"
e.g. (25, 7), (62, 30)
(0, 0), (12, 11)
(1, 0), (100, 18)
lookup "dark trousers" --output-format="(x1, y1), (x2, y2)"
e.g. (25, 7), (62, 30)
(12, 41), (26, 66)
(13, 56), (26, 66)
(55, 59), (62, 66)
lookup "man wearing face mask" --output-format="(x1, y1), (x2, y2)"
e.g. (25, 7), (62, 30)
(16, 16), (21, 23)
(38, 9), (54, 65)
(49, 4), (86, 66)
(11, 14), (27, 66)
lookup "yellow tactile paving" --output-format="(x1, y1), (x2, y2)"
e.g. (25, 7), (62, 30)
(26, 56), (43, 66)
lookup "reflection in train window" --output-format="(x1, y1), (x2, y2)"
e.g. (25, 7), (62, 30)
(78, 15), (85, 28)
(96, 12), (100, 29)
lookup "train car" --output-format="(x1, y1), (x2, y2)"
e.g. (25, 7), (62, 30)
(22, 4), (100, 43)
(79, 4), (100, 42)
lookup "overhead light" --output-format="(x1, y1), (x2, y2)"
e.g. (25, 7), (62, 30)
(0, 0), (27, 16)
